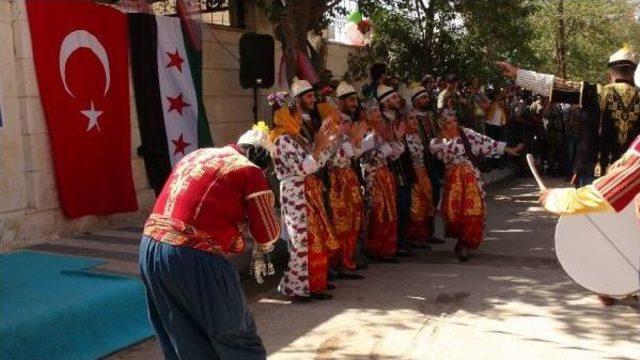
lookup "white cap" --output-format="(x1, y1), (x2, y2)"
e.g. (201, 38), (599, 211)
(237, 121), (273, 153)
(408, 84), (429, 103)
(376, 84), (396, 103)
(291, 77), (313, 97)
(336, 81), (357, 99)
(608, 45), (639, 68)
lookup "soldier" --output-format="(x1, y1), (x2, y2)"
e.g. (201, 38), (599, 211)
(498, 46), (640, 177)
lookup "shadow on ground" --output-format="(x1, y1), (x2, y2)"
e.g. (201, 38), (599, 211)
(109, 177), (640, 360)
(250, 178), (639, 360)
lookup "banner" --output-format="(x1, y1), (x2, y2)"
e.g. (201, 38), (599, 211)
(129, 13), (212, 195)
(27, 0), (138, 218)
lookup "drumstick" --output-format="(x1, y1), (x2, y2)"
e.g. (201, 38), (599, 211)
(526, 154), (547, 191)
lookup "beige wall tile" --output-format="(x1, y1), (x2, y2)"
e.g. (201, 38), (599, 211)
(23, 96), (46, 134)
(130, 126), (142, 159)
(11, 0), (27, 21)
(212, 120), (253, 145)
(25, 132), (53, 172)
(131, 158), (150, 191)
(12, 19), (32, 60)
(0, 65), (18, 100)
(0, 172), (27, 213)
(0, 132), (25, 173)
(203, 95), (253, 125)
(0, 96), (21, 134)
(136, 188), (156, 213)
(17, 57), (39, 97)
(0, 1), (12, 21)
(203, 68), (252, 97)
(204, 43), (240, 71)
(0, 23), (13, 60)
(203, 26), (246, 45)
(31, 170), (59, 210)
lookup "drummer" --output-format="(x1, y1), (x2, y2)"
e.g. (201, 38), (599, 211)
(539, 133), (640, 305)
(539, 134), (639, 216)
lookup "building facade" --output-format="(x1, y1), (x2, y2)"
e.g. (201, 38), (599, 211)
(0, 0), (356, 249)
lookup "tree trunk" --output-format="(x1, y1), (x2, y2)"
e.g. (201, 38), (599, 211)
(554, 0), (567, 78)
(419, 0), (436, 73)
(273, 0), (336, 86)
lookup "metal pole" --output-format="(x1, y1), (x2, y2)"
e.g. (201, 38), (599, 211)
(253, 78), (262, 124)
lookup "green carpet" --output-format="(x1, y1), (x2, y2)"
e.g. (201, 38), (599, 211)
(0, 251), (152, 360)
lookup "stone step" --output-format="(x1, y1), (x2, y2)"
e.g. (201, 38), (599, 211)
(117, 226), (143, 233)
(92, 230), (142, 239)
(73, 234), (139, 246)
(58, 237), (138, 254)
(93, 260), (140, 277)
(27, 243), (138, 263)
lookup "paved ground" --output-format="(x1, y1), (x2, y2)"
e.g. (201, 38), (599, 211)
(106, 177), (640, 360)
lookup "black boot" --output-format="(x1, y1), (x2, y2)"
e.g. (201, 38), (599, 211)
(338, 271), (365, 280)
(410, 242), (431, 249)
(427, 237), (446, 244)
(377, 256), (400, 264)
(311, 292), (333, 300)
(456, 247), (469, 262)
(293, 296), (313, 303)
(396, 248), (416, 257)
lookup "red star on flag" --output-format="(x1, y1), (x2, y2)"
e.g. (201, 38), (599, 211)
(167, 93), (191, 115)
(172, 134), (191, 155)
(165, 49), (184, 72)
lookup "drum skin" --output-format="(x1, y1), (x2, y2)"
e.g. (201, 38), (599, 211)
(555, 204), (640, 297)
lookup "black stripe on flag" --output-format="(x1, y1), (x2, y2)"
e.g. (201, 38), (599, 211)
(129, 13), (172, 195)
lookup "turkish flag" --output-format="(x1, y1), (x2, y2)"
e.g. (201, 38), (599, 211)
(28, 0), (137, 218)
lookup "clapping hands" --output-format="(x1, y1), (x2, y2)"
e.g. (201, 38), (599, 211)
(392, 121), (406, 141)
(347, 121), (368, 147)
(313, 119), (339, 158)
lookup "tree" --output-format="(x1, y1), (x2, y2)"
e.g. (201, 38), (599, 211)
(555, 0), (567, 78)
(256, 0), (347, 86)
(346, 0), (538, 85)
(528, 0), (640, 83)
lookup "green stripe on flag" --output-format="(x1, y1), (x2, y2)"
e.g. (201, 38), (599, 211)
(182, 21), (213, 148)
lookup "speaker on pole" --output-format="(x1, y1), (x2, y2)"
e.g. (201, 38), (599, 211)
(239, 33), (275, 89)
(239, 33), (274, 124)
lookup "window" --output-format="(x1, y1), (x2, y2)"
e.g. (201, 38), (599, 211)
(102, 0), (245, 28)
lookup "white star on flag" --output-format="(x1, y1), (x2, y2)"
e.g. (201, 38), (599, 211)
(80, 101), (103, 131)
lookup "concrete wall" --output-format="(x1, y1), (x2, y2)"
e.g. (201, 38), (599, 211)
(0, 0), (357, 249)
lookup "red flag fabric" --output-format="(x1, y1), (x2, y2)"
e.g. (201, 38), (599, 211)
(27, 0), (137, 218)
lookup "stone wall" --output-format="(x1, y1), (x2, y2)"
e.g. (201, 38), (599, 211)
(0, 0), (357, 250)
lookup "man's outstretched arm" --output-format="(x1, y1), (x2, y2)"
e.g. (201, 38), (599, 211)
(496, 62), (597, 108)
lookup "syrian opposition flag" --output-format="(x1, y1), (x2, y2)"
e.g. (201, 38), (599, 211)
(27, 0), (138, 218)
(129, 14), (213, 195)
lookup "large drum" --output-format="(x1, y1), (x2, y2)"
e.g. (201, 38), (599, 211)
(526, 154), (640, 297)
(555, 204), (640, 297)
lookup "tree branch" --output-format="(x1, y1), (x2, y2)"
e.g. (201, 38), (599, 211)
(418, 0), (429, 15)
(326, 0), (343, 11)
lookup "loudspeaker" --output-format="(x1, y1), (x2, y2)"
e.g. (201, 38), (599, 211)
(239, 33), (275, 89)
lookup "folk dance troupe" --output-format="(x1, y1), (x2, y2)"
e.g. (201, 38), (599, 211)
(138, 46), (640, 358)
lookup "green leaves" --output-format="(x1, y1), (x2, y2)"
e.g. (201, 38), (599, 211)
(529, 0), (640, 83)
(347, 11), (363, 23)
(348, 0), (640, 85)
(348, 0), (537, 85)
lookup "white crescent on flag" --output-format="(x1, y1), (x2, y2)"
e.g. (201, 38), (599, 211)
(59, 30), (111, 98)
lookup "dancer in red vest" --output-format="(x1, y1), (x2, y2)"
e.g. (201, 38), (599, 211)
(139, 123), (279, 359)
